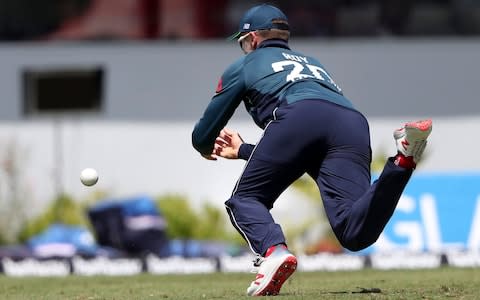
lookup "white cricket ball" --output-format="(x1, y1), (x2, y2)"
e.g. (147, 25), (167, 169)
(80, 168), (98, 186)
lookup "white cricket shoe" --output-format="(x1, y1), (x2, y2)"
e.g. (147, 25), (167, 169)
(394, 119), (432, 163)
(247, 245), (297, 296)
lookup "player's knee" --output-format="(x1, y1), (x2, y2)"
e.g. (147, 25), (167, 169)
(340, 240), (364, 252)
(339, 236), (376, 252)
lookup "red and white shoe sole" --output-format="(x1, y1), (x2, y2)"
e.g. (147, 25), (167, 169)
(405, 119), (432, 132)
(254, 256), (298, 296)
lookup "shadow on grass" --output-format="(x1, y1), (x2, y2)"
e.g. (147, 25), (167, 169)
(326, 287), (382, 294)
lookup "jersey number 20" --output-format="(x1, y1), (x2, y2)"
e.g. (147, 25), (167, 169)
(271, 60), (342, 92)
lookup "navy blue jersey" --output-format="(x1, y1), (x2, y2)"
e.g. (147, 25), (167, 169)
(192, 39), (355, 155)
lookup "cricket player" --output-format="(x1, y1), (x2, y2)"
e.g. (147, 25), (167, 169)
(192, 4), (432, 296)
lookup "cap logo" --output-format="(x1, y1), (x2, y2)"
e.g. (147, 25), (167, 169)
(243, 23), (250, 30)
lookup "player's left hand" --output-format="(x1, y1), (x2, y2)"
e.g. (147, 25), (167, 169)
(213, 128), (244, 159)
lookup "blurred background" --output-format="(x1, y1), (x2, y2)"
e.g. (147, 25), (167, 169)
(0, 0), (479, 275)
(0, 0), (479, 40)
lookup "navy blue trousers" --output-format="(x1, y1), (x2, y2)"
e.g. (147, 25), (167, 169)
(225, 100), (412, 255)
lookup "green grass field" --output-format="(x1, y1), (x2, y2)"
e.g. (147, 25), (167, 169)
(1, 267), (479, 299)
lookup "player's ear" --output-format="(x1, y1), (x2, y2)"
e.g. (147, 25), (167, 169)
(251, 32), (260, 49)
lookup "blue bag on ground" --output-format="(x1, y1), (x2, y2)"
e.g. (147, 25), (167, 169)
(87, 195), (170, 257)
(27, 223), (98, 258)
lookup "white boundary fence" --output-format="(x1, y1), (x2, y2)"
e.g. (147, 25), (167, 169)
(2, 252), (480, 277)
